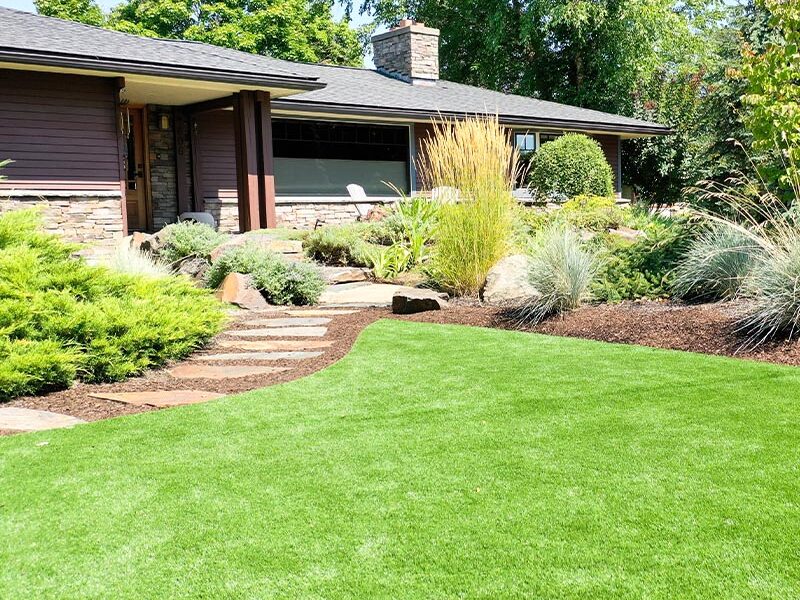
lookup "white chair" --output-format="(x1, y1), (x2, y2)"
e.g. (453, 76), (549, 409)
(346, 184), (373, 220)
(178, 211), (216, 228)
(431, 186), (460, 203)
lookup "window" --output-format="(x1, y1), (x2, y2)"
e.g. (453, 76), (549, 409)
(514, 132), (536, 154)
(539, 132), (563, 146)
(272, 119), (410, 196)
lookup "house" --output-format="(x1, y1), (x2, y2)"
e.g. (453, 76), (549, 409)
(0, 9), (668, 255)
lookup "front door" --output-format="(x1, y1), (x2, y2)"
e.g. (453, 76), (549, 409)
(124, 108), (148, 231)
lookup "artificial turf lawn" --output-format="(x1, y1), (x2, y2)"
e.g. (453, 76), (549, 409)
(1, 320), (799, 599)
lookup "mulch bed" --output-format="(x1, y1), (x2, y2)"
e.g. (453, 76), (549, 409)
(6, 300), (800, 435)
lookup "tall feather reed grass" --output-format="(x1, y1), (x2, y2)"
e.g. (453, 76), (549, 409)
(419, 115), (519, 296)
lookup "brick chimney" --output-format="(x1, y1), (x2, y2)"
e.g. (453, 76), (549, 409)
(372, 19), (440, 85)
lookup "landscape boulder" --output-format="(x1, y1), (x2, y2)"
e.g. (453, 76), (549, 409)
(392, 289), (448, 314)
(609, 226), (645, 241)
(139, 228), (169, 256)
(214, 273), (269, 310)
(174, 256), (209, 282)
(319, 266), (370, 284)
(482, 254), (540, 306)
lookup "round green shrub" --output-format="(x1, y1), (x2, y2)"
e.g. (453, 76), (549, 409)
(159, 222), (229, 264)
(527, 134), (614, 199)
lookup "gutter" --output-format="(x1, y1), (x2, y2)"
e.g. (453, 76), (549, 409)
(0, 48), (325, 91)
(271, 99), (672, 136)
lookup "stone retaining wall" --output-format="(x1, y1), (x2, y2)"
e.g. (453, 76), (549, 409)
(0, 194), (124, 259)
(204, 197), (241, 233)
(276, 202), (384, 229)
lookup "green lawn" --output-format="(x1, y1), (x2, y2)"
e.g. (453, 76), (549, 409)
(2, 320), (800, 599)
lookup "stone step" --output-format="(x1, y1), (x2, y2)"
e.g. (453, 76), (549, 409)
(245, 317), (331, 327)
(226, 327), (327, 338)
(193, 351), (322, 361)
(280, 309), (357, 317)
(216, 339), (334, 351)
(0, 407), (86, 432)
(168, 364), (288, 380)
(89, 390), (225, 407)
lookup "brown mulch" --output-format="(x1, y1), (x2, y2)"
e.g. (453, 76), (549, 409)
(6, 300), (800, 436)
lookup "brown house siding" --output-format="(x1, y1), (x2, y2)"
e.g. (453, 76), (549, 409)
(0, 70), (121, 191)
(191, 109), (239, 232)
(591, 134), (622, 193)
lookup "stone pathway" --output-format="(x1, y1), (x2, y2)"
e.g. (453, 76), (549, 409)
(0, 407), (86, 432)
(3, 290), (382, 434)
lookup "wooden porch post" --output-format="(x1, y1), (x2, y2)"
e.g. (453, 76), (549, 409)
(232, 91), (261, 232)
(255, 91), (277, 228)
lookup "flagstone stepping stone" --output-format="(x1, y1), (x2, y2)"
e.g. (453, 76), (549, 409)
(89, 390), (224, 407)
(227, 327), (327, 338)
(216, 340), (334, 351)
(280, 309), (357, 317)
(193, 351), (322, 361)
(168, 364), (288, 379)
(246, 317), (331, 327)
(319, 282), (423, 306)
(0, 407), (86, 432)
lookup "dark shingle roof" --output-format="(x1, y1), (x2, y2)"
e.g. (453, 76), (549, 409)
(271, 61), (668, 135)
(0, 7), (321, 90)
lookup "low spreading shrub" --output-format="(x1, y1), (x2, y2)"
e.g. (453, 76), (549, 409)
(207, 242), (324, 305)
(0, 210), (225, 400)
(159, 221), (229, 264)
(560, 195), (625, 231)
(303, 223), (379, 267)
(672, 222), (761, 301)
(527, 134), (614, 199)
(592, 216), (690, 302)
(518, 225), (597, 323)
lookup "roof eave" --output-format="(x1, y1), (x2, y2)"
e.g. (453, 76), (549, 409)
(0, 48), (325, 91)
(271, 99), (671, 136)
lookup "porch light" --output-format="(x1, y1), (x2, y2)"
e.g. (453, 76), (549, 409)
(159, 114), (170, 130)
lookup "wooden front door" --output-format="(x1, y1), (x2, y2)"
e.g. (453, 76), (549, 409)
(124, 108), (148, 231)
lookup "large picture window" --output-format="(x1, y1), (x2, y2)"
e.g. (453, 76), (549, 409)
(272, 119), (410, 196)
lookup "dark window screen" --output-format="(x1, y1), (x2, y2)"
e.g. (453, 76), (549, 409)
(272, 119), (409, 162)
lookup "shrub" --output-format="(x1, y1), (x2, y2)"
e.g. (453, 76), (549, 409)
(109, 245), (171, 278)
(672, 222), (762, 301)
(159, 221), (229, 264)
(527, 133), (614, 198)
(365, 244), (412, 280)
(559, 195), (624, 231)
(420, 115), (518, 295)
(303, 223), (378, 267)
(518, 225), (597, 323)
(207, 242), (324, 305)
(592, 216), (691, 302)
(0, 210), (225, 400)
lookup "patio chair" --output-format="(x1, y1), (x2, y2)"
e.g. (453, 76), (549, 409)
(431, 186), (460, 203)
(346, 184), (373, 221)
(178, 211), (217, 229)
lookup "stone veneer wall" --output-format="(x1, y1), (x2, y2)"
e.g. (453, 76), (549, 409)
(0, 194), (123, 259)
(204, 197), (241, 233)
(147, 105), (179, 230)
(276, 202), (387, 229)
(372, 22), (440, 83)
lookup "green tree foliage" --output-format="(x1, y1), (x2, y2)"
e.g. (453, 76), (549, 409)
(36, 0), (364, 66)
(742, 0), (800, 182)
(34, 0), (104, 26)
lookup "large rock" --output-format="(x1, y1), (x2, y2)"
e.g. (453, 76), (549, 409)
(215, 273), (270, 310)
(482, 254), (540, 306)
(175, 256), (209, 281)
(392, 289), (448, 314)
(319, 266), (370, 284)
(609, 226), (645, 241)
(210, 233), (303, 262)
(139, 228), (169, 256)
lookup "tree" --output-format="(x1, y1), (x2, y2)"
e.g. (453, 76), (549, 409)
(36, 0), (364, 66)
(35, 0), (104, 26)
(742, 0), (800, 182)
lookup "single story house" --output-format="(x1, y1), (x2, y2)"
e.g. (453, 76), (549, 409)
(0, 9), (668, 255)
